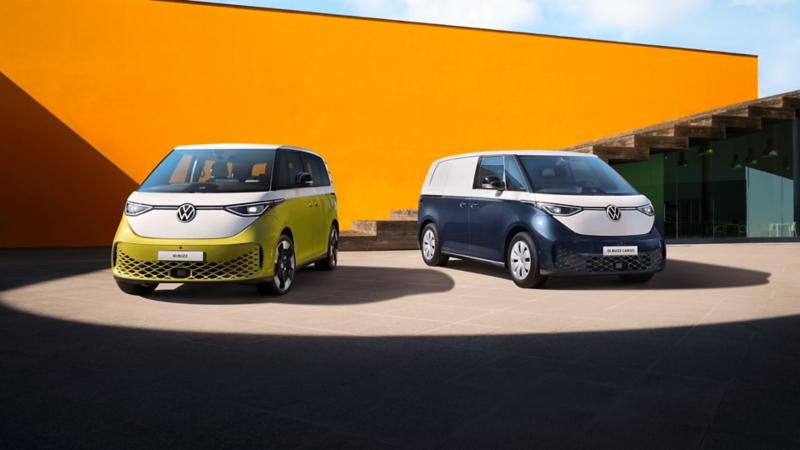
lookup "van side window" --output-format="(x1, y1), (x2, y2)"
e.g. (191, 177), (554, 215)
(474, 156), (504, 189)
(299, 152), (331, 187)
(504, 155), (528, 192)
(274, 149), (304, 189)
(429, 161), (450, 189)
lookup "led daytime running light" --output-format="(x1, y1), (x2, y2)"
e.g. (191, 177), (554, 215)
(125, 202), (153, 216)
(224, 199), (284, 217)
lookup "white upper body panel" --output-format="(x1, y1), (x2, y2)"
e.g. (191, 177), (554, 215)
(126, 187), (334, 239)
(420, 151), (654, 237)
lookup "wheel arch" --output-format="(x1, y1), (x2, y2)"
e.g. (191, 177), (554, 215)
(280, 226), (294, 242)
(503, 223), (535, 268)
(418, 217), (435, 245)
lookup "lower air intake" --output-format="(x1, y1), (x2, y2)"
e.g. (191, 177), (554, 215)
(553, 245), (663, 273)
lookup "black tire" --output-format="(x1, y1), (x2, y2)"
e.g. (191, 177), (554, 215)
(618, 273), (654, 283)
(420, 223), (449, 267)
(257, 234), (296, 296)
(315, 225), (338, 271)
(507, 232), (548, 289)
(115, 280), (158, 296)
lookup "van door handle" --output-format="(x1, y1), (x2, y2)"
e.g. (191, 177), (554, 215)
(458, 201), (467, 208)
(470, 202), (478, 209)
(314, 201), (318, 207)
(308, 202), (313, 208)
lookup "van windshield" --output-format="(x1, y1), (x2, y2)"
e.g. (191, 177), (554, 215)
(138, 149), (276, 193)
(518, 155), (638, 196)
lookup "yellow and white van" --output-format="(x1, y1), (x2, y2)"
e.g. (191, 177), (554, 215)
(112, 144), (338, 296)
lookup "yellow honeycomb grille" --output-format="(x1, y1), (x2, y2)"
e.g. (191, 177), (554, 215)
(114, 247), (261, 281)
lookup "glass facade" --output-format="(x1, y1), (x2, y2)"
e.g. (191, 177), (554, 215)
(613, 119), (798, 241)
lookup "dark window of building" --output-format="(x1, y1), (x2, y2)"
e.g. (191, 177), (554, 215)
(612, 118), (797, 240)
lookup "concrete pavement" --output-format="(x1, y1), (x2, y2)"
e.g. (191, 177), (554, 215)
(1, 244), (799, 449)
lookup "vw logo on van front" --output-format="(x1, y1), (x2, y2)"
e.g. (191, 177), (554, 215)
(606, 205), (622, 222)
(177, 204), (196, 223)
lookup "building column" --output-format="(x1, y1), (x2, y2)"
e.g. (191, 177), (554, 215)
(794, 117), (799, 229)
(702, 153), (714, 237)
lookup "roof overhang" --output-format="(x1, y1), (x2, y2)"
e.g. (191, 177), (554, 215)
(561, 90), (800, 162)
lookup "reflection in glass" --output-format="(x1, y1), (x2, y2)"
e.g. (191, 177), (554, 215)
(611, 119), (797, 240)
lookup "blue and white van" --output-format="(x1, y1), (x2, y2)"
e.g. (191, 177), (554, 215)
(417, 151), (666, 288)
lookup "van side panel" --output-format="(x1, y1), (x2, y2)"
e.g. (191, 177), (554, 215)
(439, 157), (478, 254)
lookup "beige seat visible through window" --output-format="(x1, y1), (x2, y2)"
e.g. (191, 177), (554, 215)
(209, 161), (229, 180)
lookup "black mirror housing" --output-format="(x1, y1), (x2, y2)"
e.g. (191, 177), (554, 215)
(295, 172), (313, 186)
(481, 176), (504, 190)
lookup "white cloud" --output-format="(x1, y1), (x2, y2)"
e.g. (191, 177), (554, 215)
(346, 0), (542, 29)
(401, 0), (541, 29)
(345, 0), (397, 15)
(551, 0), (707, 36)
(730, 0), (790, 6)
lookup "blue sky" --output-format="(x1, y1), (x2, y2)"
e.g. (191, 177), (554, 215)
(196, 0), (798, 97)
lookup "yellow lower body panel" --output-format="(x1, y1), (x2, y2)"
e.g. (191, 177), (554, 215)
(112, 215), (280, 283)
(114, 242), (264, 282)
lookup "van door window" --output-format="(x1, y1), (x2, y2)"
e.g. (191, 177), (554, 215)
(504, 155), (528, 192)
(299, 153), (331, 187)
(474, 156), (504, 189)
(274, 150), (304, 190)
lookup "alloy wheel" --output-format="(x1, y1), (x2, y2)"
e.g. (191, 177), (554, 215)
(330, 229), (339, 267)
(510, 241), (531, 280)
(422, 229), (436, 260)
(273, 240), (295, 291)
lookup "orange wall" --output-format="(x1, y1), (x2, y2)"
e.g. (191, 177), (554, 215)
(0, 0), (757, 247)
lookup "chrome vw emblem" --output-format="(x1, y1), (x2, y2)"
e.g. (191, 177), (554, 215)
(606, 205), (622, 222)
(177, 204), (196, 223)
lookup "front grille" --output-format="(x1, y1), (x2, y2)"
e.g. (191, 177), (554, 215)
(114, 246), (261, 281)
(553, 245), (663, 273)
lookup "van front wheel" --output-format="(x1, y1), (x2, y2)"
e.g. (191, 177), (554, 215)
(507, 232), (548, 289)
(257, 235), (296, 296)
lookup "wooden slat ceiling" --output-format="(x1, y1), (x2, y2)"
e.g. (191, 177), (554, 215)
(561, 90), (800, 162)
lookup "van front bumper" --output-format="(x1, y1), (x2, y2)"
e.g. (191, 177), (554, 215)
(111, 216), (277, 283)
(532, 212), (666, 275)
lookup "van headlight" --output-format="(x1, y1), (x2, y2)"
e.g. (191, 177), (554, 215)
(637, 203), (655, 216)
(125, 202), (152, 216)
(528, 202), (583, 216)
(224, 199), (284, 217)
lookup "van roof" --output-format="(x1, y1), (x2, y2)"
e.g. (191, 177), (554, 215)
(174, 143), (301, 151)
(435, 150), (596, 163)
(172, 144), (322, 158)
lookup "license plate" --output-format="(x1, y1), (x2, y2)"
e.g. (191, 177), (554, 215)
(603, 246), (638, 256)
(158, 251), (204, 262)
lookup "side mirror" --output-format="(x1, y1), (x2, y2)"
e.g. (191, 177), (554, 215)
(481, 176), (505, 190)
(295, 172), (313, 186)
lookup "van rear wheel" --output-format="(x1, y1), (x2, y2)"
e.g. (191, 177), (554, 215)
(507, 232), (548, 289)
(315, 225), (338, 271)
(421, 223), (449, 267)
(116, 280), (158, 296)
